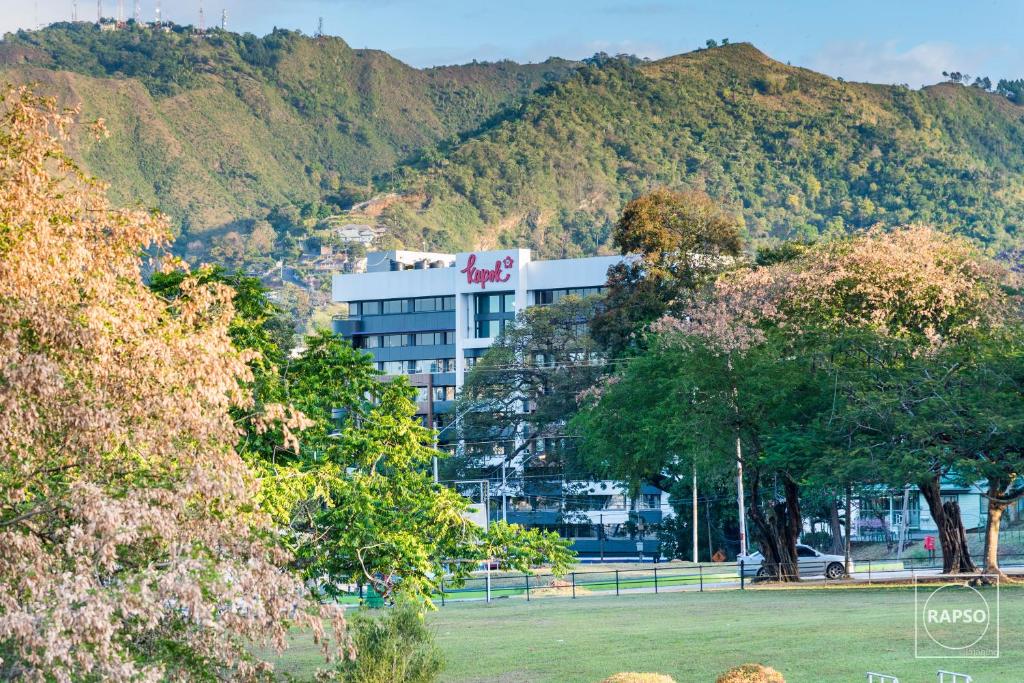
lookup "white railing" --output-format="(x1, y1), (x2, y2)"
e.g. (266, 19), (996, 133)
(866, 673), (899, 683)
(937, 671), (972, 683)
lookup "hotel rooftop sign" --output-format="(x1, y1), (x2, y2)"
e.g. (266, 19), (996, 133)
(454, 249), (527, 294)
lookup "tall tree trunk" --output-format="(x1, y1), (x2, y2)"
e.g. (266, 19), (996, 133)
(747, 469), (801, 581)
(983, 495), (1005, 577)
(920, 476), (976, 574)
(829, 495), (845, 555)
(844, 484), (853, 574)
(983, 476), (1024, 577)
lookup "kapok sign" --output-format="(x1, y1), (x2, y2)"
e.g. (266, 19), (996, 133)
(456, 251), (522, 291)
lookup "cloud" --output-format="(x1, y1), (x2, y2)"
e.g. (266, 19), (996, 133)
(806, 40), (987, 88)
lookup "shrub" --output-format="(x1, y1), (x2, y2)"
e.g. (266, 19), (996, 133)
(326, 604), (444, 683)
(716, 663), (786, 683)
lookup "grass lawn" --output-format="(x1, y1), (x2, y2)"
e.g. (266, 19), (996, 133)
(269, 585), (1022, 682)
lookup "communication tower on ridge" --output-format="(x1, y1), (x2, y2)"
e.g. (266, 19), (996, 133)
(221, 8), (227, 31)
(134, 0), (140, 23)
(155, 0), (161, 26)
(73, 0), (78, 22)
(198, 0), (205, 32)
(97, 0), (102, 22)
(316, 17), (324, 39)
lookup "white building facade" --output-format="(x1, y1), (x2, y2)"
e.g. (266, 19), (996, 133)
(332, 248), (672, 558)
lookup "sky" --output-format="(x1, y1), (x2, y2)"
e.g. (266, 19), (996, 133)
(5, 0), (1023, 88)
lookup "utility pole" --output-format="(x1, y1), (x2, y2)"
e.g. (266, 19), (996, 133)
(896, 485), (910, 560)
(736, 435), (748, 557)
(427, 373), (438, 483)
(501, 461), (507, 523)
(692, 463), (699, 563)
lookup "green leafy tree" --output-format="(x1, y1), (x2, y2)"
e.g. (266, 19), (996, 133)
(330, 603), (444, 683)
(591, 189), (743, 355)
(273, 331), (576, 602)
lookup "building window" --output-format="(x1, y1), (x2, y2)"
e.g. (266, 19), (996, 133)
(415, 297), (438, 312)
(474, 319), (506, 338)
(378, 360), (405, 375)
(415, 331), (452, 346)
(465, 356), (478, 368)
(475, 293), (505, 315)
(432, 385), (456, 401)
(405, 358), (455, 374)
(382, 334), (407, 348)
(503, 293), (515, 312)
(415, 386), (454, 402)
(641, 494), (661, 509)
(361, 335), (381, 349)
(361, 301), (381, 316)
(382, 299), (411, 314)
(533, 287), (603, 305)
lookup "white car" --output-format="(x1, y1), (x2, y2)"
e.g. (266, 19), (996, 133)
(739, 544), (847, 580)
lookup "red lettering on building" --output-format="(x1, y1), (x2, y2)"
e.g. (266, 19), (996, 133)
(461, 254), (513, 289)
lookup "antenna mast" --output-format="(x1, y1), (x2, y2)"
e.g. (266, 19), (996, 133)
(316, 16), (324, 38)
(198, 0), (205, 31)
(155, 0), (161, 26)
(221, 8), (227, 31)
(73, 0), (78, 22)
(133, 0), (140, 22)
(97, 0), (102, 22)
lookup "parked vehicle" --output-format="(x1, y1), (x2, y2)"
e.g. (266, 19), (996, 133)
(738, 544), (847, 579)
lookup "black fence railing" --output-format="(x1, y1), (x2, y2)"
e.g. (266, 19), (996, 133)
(411, 552), (1024, 606)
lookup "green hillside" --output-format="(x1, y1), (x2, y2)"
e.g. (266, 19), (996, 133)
(2, 26), (1024, 261)
(397, 44), (1024, 256)
(0, 22), (576, 239)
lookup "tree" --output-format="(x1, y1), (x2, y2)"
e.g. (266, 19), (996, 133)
(0, 88), (344, 680)
(753, 226), (1015, 574)
(249, 218), (278, 255)
(577, 284), (835, 580)
(211, 228), (247, 264)
(591, 189), (743, 356)
(996, 78), (1024, 103)
(459, 293), (607, 470)
(579, 225), (1018, 578)
(267, 331), (576, 602)
(936, 328), (1024, 576)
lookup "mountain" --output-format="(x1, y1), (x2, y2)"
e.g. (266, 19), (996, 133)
(0, 23), (577, 239)
(395, 44), (1024, 257)
(2, 25), (1024, 262)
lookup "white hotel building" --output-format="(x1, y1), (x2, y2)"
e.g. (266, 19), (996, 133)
(331, 248), (673, 558)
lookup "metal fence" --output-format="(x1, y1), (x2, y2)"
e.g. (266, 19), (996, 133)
(391, 551), (1024, 606)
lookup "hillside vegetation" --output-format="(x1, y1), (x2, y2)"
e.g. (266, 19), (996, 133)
(397, 44), (1024, 256)
(2, 26), (1023, 260)
(0, 23), (575, 239)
